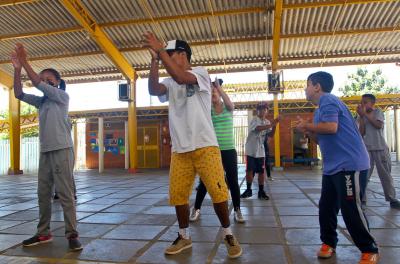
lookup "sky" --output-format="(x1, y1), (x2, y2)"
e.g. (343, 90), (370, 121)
(1, 63), (400, 112)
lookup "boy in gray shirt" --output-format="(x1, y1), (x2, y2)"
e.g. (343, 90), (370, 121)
(241, 103), (279, 200)
(357, 94), (400, 209)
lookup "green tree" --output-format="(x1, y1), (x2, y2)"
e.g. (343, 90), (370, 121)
(0, 102), (37, 119)
(339, 67), (400, 96)
(0, 102), (38, 139)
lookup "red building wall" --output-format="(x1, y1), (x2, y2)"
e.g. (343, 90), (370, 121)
(85, 113), (317, 169)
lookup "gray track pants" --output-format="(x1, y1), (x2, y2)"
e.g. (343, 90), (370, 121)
(363, 148), (397, 203)
(37, 147), (78, 238)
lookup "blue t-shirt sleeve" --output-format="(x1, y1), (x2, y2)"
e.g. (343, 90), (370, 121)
(319, 96), (339, 123)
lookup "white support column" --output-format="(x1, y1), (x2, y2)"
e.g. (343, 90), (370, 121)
(395, 107), (400, 162)
(391, 110), (396, 152)
(98, 117), (104, 173)
(124, 120), (129, 170)
(73, 122), (78, 170)
(385, 110), (392, 152)
(247, 110), (253, 127)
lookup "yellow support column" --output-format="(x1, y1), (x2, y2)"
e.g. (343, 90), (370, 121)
(1, 69), (22, 175)
(8, 88), (23, 175)
(61, 0), (138, 172)
(273, 94), (281, 168)
(128, 76), (138, 172)
(272, 0), (283, 169)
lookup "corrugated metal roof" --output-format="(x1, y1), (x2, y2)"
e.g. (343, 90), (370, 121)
(282, 1), (400, 35)
(280, 32), (400, 57)
(0, 31), (100, 61)
(82, 0), (267, 24)
(0, 0), (78, 35)
(103, 12), (269, 49)
(0, 0), (399, 84)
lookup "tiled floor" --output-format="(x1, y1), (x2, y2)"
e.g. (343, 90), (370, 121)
(0, 162), (399, 263)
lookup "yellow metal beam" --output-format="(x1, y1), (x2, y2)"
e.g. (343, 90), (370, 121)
(60, 0), (138, 171)
(272, 0), (283, 168)
(60, 0), (135, 80)
(0, 0), (38, 7)
(283, 0), (396, 9)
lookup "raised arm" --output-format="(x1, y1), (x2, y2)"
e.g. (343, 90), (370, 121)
(11, 51), (23, 99)
(15, 43), (41, 86)
(11, 51), (42, 108)
(215, 80), (234, 111)
(356, 105), (366, 136)
(142, 32), (197, 85)
(15, 43), (68, 105)
(148, 48), (167, 96)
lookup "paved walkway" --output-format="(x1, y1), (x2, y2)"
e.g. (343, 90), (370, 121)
(0, 162), (399, 263)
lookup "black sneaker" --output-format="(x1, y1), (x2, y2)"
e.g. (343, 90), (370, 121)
(74, 195), (77, 201)
(390, 200), (400, 209)
(53, 193), (59, 200)
(240, 189), (252, 198)
(258, 190), (270, 200)
(69, 237), (83, 251)
(22, 234), (53, 247)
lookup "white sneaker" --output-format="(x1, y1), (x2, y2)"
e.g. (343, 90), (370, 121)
(189, 208), (200, 222)
(268, 177), (274, 181)
(234, 209), (245, 223)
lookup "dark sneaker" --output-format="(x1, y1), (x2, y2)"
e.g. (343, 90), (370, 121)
(240, 189), (252, 198)
(390, 200), (400, 209)
(165, 233), (192, 255)
(224, 234), (242, 258)
(258, 190), (270, 200)
(53, 193), (59, 200)
(74, 195), (77, 201)
(22, 234), (53, 247)
(69, 237), (83, 251)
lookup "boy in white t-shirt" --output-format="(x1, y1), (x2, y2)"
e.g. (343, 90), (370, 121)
(142, 32), (242, 259)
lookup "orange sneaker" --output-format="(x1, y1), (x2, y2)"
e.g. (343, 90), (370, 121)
(359, 253), (379, 264)
(317, 243), (335, 259)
